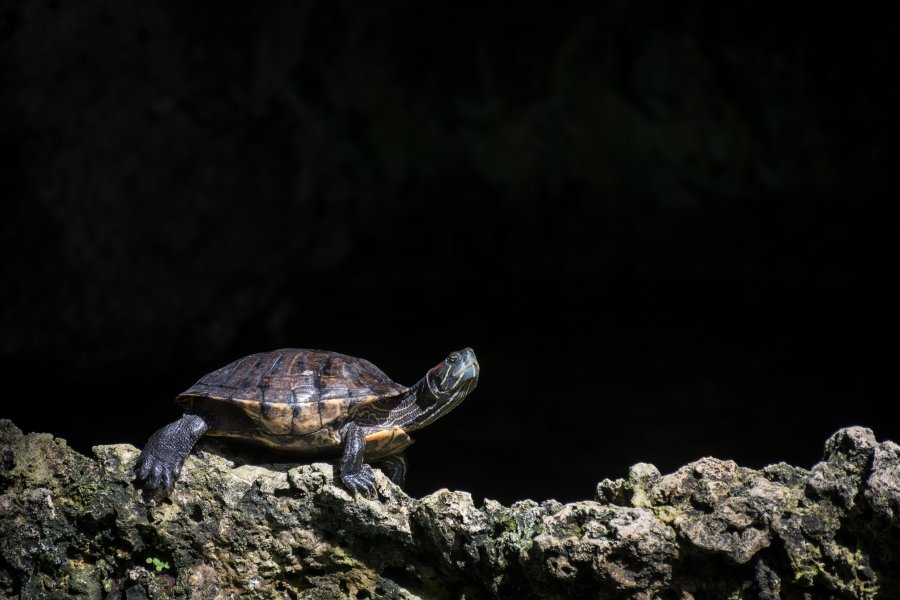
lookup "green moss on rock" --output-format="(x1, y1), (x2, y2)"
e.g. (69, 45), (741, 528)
(1, 419), (898, 599)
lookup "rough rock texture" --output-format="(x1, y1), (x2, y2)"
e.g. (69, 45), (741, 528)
(1, 420), (898, 599)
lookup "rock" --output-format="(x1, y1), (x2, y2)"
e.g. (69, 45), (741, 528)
(1, 419), (899, 599)
(865, 440), (900, 523)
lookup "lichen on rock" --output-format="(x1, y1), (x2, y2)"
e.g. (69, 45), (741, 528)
(1, 419), (898, 599)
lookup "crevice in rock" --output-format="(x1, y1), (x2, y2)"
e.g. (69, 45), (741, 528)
(0, 553), (20, 598)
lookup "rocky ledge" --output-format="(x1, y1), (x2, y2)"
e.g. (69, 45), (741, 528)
(1, 420), (898, 599)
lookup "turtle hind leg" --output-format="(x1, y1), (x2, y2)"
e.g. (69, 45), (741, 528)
(376, 453), (408, 489)
(135, 413), (209, 490)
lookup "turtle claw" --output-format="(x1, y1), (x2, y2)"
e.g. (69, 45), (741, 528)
(134, 451), (180, 491)
(341, 464), (376, 498)
(136, 457), (150, 482)
(162, 468), (173, 491)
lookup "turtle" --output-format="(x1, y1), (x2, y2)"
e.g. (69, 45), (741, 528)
(135, 347), (479, 495)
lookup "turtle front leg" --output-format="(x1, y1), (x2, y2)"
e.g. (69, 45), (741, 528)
(135, 413), (209, 490)
(339, 422), (376, 496)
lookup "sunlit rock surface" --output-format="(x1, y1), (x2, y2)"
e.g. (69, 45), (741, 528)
(0, 420), (897, 599)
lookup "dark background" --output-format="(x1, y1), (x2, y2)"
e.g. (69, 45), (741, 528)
(1, 2), (897, 504)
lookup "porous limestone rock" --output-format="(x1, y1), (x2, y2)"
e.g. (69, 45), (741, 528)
(0, 420), (898, 599)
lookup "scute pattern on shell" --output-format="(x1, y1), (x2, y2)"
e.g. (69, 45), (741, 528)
(176, 349), (408, 441)
(179, 349), (407, 405)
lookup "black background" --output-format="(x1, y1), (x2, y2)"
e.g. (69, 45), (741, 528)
(1, 2), (897, 504)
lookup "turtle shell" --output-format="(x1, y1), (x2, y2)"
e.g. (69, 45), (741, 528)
(177, 349), (407, 447)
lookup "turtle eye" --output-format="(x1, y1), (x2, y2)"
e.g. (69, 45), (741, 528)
(448, 353), (459, 363)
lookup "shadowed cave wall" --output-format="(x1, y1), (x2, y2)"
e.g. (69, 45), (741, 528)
(1, 1), (898, 503)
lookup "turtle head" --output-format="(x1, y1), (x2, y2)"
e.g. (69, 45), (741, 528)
(407, 348), (479, 430)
